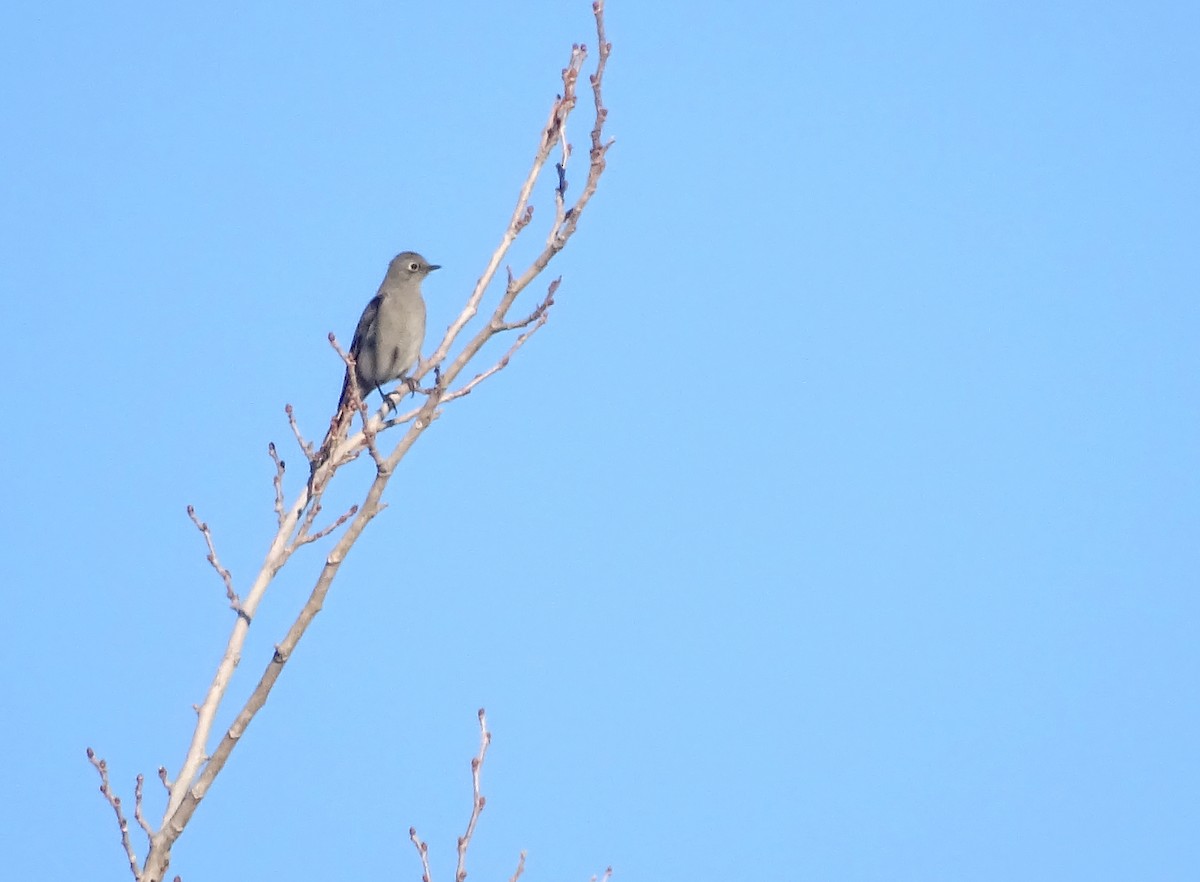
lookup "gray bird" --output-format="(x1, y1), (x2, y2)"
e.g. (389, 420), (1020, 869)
(340, 250), (440, 409)
(305, 251), (439, 507)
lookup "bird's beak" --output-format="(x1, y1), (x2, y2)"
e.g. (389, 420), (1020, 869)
(428, 264), (442, 271)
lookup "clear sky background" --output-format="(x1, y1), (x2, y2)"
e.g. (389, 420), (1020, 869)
(1, 1), (1197, 880)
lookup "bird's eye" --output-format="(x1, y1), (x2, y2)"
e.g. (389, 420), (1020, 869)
(409, 262), (419, 271)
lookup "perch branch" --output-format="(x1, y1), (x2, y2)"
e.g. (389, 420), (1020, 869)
(133, 6), (613, 879)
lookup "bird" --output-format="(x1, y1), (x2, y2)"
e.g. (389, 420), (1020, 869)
(305, 251), (440, 507)
(338, 250), (440, 411)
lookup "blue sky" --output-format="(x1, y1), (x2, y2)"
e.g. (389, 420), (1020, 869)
(2, 1), (1197, 880)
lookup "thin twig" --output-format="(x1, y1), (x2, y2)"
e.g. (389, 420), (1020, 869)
(410, 827), (433, 882)
(456, 709), (493, 882)
(87, 748), (140, 881)
(422, 47), (585, 381)
(134, 774), (154, 838)
(186, 505), (245, 621)
(445, 303), (554, 404)
(508, 851), (527, 882)
(292, 504), (359, 548)
(268, 442), (286, 527)
(493, 279), (558, 332)
(286, 404), (309, 458)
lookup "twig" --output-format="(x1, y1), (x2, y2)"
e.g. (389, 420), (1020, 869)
(422, 43), (586, 380)
(268, 442), (286, 527)
(361, 400), (385, 469)
(445, 302), (554, 404)
(285, 404), (309, 458)
(508, 851), (527, 882)
(493, 279), (558, 332)
(186, 505), (245, 621)
(410, 827), (433, 882)
(87, 748), (140, 881)
(292, 504), (359, 548)
(377, 401), (424, 432)
(514, 205), (535, 234)
(456, 709), (492, 882)
(134, 774), (154, 838)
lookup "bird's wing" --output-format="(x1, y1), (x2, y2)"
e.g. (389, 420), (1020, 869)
(337, 292), (385, 410)
(349, 292), (383, 355)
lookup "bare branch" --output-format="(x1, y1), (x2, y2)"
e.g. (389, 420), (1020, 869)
(423, 46), (586, 382)
(186, 505), (245, 621)
(126, 6), (614, 878)
(87, 748), (140, 881)
(456, 709), (493, 882)
(444, 290), (556, 404)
